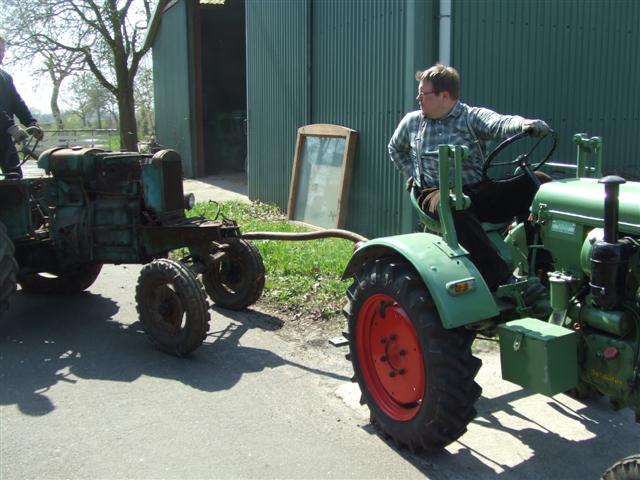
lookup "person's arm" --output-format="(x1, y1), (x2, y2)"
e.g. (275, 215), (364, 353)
(469, 107), (526, 140)
(388, 114), (415, 180)
(1, 70), (37, 126)
(1, 109), (27, 147)
(470, 107), (549, 140)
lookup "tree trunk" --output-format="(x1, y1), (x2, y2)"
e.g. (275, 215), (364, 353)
(116, 82), (138, 152)
(50, 79), (64, 130)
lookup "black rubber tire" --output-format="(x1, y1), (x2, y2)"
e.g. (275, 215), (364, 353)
(136, 259), (209, 356)
(17, 264), (103, 294)
(202, 238), (265, 310)
(344, 256), (482, 451)
(0, 222), (18, 317)
(602, 454), (640, 480)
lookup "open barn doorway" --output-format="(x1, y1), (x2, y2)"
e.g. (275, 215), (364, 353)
(199, 0), (246, 175)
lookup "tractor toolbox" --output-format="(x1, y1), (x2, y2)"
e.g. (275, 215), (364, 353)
(498, 318), (579, 396)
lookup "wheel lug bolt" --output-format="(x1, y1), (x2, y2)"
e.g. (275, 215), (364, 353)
(390, 334), (397, 341)
(389, 371), (397, 378)
(380, 337), (387, 344)
(399, 368), (406, 375)
(380, 356), (387, 362)
(399, 350), (406, 357)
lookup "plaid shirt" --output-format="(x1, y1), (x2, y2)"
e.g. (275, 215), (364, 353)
(388, 101), (526, 187)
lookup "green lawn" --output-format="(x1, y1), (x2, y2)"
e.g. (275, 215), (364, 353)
(190, 201), (354, 320)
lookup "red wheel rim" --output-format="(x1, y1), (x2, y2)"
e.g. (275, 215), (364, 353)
(356, 293), (425, 421)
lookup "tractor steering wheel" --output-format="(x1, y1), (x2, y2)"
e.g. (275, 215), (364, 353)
(481, 129), (557, 185)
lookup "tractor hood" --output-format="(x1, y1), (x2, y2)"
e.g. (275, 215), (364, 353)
(532, 178), (640, 236)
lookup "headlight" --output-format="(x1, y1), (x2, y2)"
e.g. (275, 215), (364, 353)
(183, 193), (196, 210)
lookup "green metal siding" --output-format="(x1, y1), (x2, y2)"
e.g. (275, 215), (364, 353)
(453, 0), (640, 180)
(245, 0), (310, 207)
(246, 0), (435, 237)
(152, 0), (197, 177)
(245, 0), (639, 238)
(311, 0), (435, 237)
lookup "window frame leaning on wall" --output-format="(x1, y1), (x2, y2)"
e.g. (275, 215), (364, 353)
(287, 123), (358, 229)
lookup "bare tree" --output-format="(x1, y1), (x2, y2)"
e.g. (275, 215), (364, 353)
(135, 60), (155, 139)
(2, 22), (85, 129)
(66, 72), (116, 129)
(2, 0), (167, 151)
(44, 50), (85, 129)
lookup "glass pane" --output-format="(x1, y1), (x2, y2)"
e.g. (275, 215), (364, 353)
(293, 136), (345, 228)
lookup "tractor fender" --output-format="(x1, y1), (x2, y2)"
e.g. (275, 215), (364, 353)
(342, 232), (499, 328)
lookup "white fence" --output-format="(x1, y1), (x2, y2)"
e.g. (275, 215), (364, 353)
(37, 129), (117, 152)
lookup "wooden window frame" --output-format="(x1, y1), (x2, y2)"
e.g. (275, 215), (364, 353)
(287, 124), (358, 228)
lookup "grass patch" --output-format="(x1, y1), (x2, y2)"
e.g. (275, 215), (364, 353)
(190, 201), (354, 321)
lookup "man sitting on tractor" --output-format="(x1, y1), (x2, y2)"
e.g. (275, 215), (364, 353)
(0, 33), (43, 178)
(388, 64), (551, 293)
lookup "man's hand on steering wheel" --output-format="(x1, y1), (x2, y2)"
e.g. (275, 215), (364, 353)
(522, 119), (550, 137)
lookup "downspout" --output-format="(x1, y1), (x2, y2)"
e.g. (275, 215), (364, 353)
(439, 0), (452, 65)
(307, 0), (313, 124)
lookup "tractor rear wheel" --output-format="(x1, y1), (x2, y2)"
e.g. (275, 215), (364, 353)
(201, 238), (265, 310)
(17, 264), (103, 294)
(136, 259), (209, 356)
(602, 454), (640, 480)
(344, 256), (482, 451)
(0, 222), (18, 317)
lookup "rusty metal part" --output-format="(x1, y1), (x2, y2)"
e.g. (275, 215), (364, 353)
(241, 229), (368, 243)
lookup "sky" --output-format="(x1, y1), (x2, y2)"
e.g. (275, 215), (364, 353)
(4, 50), (55, 115)
(13, 70), (53, 115)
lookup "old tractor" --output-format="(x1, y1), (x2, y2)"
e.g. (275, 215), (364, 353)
(343, 131), (639, 454)
(0, 134), (265, 356)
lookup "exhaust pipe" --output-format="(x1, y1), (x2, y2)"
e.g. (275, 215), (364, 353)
(590, 175), (629, 309)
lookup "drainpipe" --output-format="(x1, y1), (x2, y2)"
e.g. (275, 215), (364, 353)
(439, 0), (452, 65)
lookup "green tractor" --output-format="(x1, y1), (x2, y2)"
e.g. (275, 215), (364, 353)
(343, 132), (639, 455)
(0, 135), (265, 356)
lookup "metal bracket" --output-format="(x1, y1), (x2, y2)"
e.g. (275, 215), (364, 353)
(513, 332), (524, 351)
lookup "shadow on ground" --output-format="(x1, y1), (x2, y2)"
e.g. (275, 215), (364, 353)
(0, 291), (348, 418)
(369, 367), (638, 479)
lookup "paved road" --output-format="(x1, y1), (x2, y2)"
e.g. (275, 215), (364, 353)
(1, 265), (638, 479)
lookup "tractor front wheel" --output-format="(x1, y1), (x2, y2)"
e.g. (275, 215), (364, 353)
(136, 259), (209, 356)
(17, 264), (103, 294)
(201, 238), (265, 310)
(0, 222), (18, 317)
(345, 257), (482, 451)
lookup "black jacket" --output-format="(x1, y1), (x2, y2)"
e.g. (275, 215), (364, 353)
(0, 67), (36, 127)
(0, 109), (12, 156)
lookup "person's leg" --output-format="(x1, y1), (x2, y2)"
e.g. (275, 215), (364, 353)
(465, 172), (551, 223)
(418, 187), (511, 290)
(453, 209), (512, 289)
(1, 145), (23, 178)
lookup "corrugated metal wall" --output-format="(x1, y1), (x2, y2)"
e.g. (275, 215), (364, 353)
(153, 0), (196, 177)
(453, 0), (640, 180)
(245, 0), (638, 238)
(246, 0), (435, 237)
(311, 0), (433, 236)
(245, 0), (310, 207)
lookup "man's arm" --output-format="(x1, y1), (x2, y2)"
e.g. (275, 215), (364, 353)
(469, 107), (526, 140)
(470, 107), (549, 140)
(388, 114), (415, 180)
(0, 69), (37, 127)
